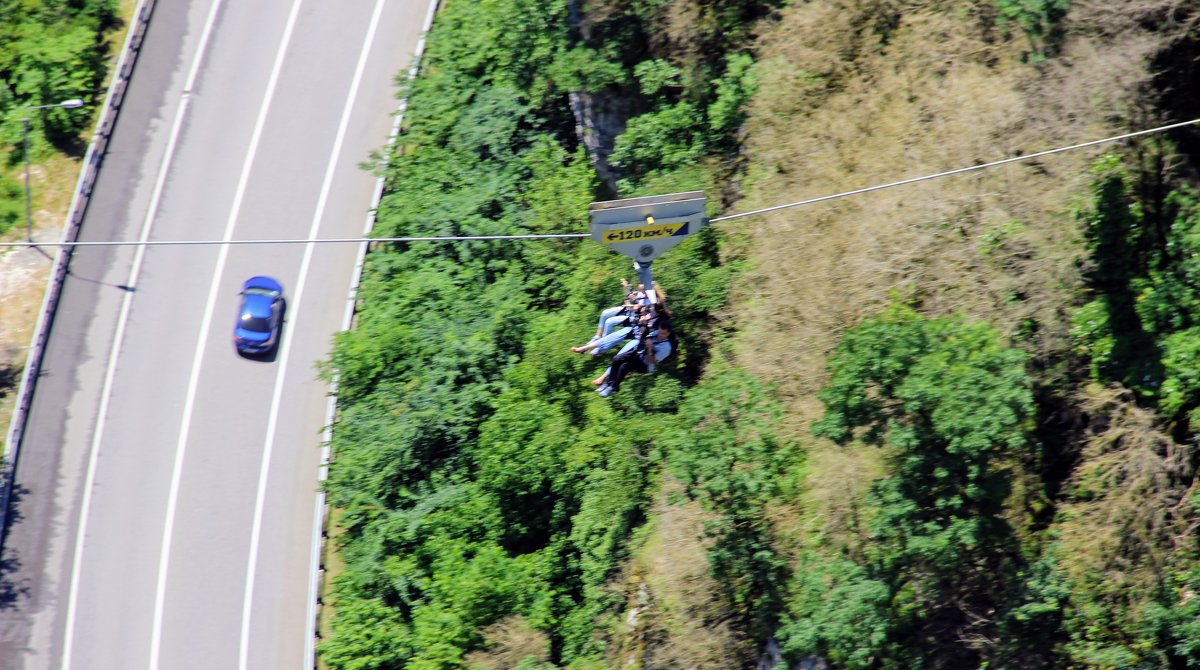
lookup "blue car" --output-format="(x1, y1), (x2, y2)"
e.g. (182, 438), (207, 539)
(233, 276), (284, 355)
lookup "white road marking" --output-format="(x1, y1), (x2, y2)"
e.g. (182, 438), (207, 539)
(302, 0), (439, 662)
(147, 0), (306, 668)
(239, 1), (388, 667)
(59, 0), (226, 666)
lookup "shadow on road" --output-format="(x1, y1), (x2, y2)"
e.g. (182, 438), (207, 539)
(65, 267), (136, 292)
(0, 481), (32, 610)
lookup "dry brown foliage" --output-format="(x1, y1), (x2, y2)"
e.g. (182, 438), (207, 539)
(716, 0), (1193, 563)
(1058, 384), (1198, 593)
(728, 1), (1177, 404)
(616, 475), (752, 669)
(628, 0), (1199, 659)
(794, 439), (885, 552)
(660, 0), (703, 57)
(0, 155), (84, 450)
(463, 616), (550, 670)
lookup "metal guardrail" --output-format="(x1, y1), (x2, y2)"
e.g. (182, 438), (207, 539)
(0, 0), (158, 547)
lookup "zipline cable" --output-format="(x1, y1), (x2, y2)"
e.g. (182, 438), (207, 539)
(0, 233), (591, 248)
(710, 117), (1200, 223)
(3, 117), (1197, 249)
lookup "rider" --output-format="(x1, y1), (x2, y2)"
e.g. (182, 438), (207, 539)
(573, 278), (649, 351)
(594, 323), (674, 397)
(573, 301), (663, 357)
(571, 278), (655, 354)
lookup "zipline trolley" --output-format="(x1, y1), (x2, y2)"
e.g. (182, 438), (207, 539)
(588, 191), (707, 303)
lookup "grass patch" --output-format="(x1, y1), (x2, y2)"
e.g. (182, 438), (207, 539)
(622, 474), (750, 668)
(316, 504), (347, 670)
(0, 0), (141, 453)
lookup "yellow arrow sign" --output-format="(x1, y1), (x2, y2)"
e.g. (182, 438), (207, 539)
(602, 222), (686, 245)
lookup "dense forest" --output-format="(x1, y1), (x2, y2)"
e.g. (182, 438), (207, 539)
(0, 0), (115, 236)
(316, 0), (1200, 668)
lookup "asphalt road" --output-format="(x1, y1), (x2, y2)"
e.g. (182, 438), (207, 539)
(0, 0), (430, 667)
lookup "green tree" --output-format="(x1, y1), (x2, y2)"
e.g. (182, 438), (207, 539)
(993, 0), (1069, 57)
(1070, 160), (1200, 426)
(791, 304), (1036, 666)
(667, 365), (791, 639)
(0, 0), (116, 150)
(318, 0), (751, 662)
(610, 101), (705, 187)
(1070, 155), (1162, 398)
(633, 59), (681, 97)
(779, 554), (894, 669)
(706, 52), (756, 139)
(0, 172), (22, 235)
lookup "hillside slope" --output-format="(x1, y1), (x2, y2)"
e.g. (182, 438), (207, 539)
(706, 0), (1200, 666)
(318, 0), (1200, 668)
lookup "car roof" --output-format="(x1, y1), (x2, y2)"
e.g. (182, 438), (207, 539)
(242, 292), (276, 319)
(242, 275), (282, 293)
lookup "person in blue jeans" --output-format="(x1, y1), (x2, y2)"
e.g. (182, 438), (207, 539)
(593, 324), (674, 397)
(571, 280), (647, 352)
(574, 301), (666, 357)
(571, 279), (655, 354)
(589, 305), (633, 343)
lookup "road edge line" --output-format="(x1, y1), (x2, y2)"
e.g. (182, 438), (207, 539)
(303, 0), (441, 665)
(0, 0), (157, 554)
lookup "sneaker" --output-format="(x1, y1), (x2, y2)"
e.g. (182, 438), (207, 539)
(596, 384), (614, 398)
